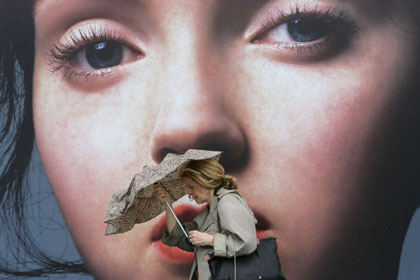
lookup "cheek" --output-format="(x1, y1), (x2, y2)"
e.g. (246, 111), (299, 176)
(35, 95), (136, 204)
(34, 97), (135, 263)
(230, 32), (418, 275)
(32, 65), (160, 274)
(238, 59), (395, 207)
(33, 66), (155, 209)
(237, 29), (414, 192)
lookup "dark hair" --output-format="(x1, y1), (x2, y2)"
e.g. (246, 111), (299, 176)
(0, 0), (419, 278)
(0, 0), (88, 277)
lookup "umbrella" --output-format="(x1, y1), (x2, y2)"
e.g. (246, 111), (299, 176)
(104, 149), (222, 236)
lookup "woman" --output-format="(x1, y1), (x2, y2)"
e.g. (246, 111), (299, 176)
(154, 159), (258, 280)
(1, 0), (420, 279)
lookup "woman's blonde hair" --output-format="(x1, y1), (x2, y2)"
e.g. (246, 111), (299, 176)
(179, 159), (237, 190)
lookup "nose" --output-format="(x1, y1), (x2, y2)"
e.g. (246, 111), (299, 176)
(149, 39), (246, 168)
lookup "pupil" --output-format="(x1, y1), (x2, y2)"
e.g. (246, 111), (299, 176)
(287, 18), (327, 42)
(86, 40), (123, 69)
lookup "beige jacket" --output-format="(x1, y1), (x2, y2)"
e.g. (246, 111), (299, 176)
(162, 188), (258, 280)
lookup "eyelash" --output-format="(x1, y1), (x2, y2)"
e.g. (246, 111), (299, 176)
(48, 25), (134, 81)
(252, 5), (359, 55)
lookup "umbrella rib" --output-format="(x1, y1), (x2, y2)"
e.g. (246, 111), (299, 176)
(159, 181), (176, 201)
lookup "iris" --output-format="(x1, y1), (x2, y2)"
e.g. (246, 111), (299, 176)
(86, 40), (123, 69)
(287, 18), (328, 42)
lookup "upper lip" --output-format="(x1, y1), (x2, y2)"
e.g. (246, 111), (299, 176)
(151, 204), (205, 242)
(150, 203), (271, 242)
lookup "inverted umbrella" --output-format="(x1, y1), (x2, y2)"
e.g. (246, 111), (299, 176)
(104, 149), (222, 236)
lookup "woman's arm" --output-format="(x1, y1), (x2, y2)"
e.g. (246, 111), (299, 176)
(213, 193), (257, 257)
(154, 184), (177, 233)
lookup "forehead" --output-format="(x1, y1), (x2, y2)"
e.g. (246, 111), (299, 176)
(183, 177), (194, 185)
(183, 177), (201, 188)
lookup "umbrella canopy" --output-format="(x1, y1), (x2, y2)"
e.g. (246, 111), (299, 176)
(104, 149), (222, 236)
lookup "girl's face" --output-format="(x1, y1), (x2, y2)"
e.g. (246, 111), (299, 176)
(33, 0), (419, 279)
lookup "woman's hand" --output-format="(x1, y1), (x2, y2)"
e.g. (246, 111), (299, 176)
(154, 184), (173, 205)
(188, 230), (214, 246)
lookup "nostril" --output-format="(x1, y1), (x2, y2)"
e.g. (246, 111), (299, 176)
(148, 102), (248, 168)
(204, 142), (248, 172)
(152, 140), (248, 172)
(156, 146), (239, 170)
(155, 147), (178, 164)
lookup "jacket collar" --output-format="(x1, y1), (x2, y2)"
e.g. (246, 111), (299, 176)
(208, 187), (239, 214)
(215, 187), (237, 199)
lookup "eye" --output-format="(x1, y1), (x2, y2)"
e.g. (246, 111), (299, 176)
(48, 23), (145, 81)
(72, 40), (140, 70)
(282, 18), (331, 42)
(250, 8), (359, 57)
(254, 17), (347, 43)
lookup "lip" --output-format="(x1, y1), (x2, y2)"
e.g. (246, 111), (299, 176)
(151, 204), (205, 264)
(254, 211), (271, 238)
(151, 204), (272, 264)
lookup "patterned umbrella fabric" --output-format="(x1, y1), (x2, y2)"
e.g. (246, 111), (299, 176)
(104, 149), (222, 235)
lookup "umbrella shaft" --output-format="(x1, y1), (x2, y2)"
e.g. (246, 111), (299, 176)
(164, 200), (189, 239)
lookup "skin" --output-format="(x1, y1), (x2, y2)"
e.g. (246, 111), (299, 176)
(154, 178), (215, 246)
(32, 0), (420, 279)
